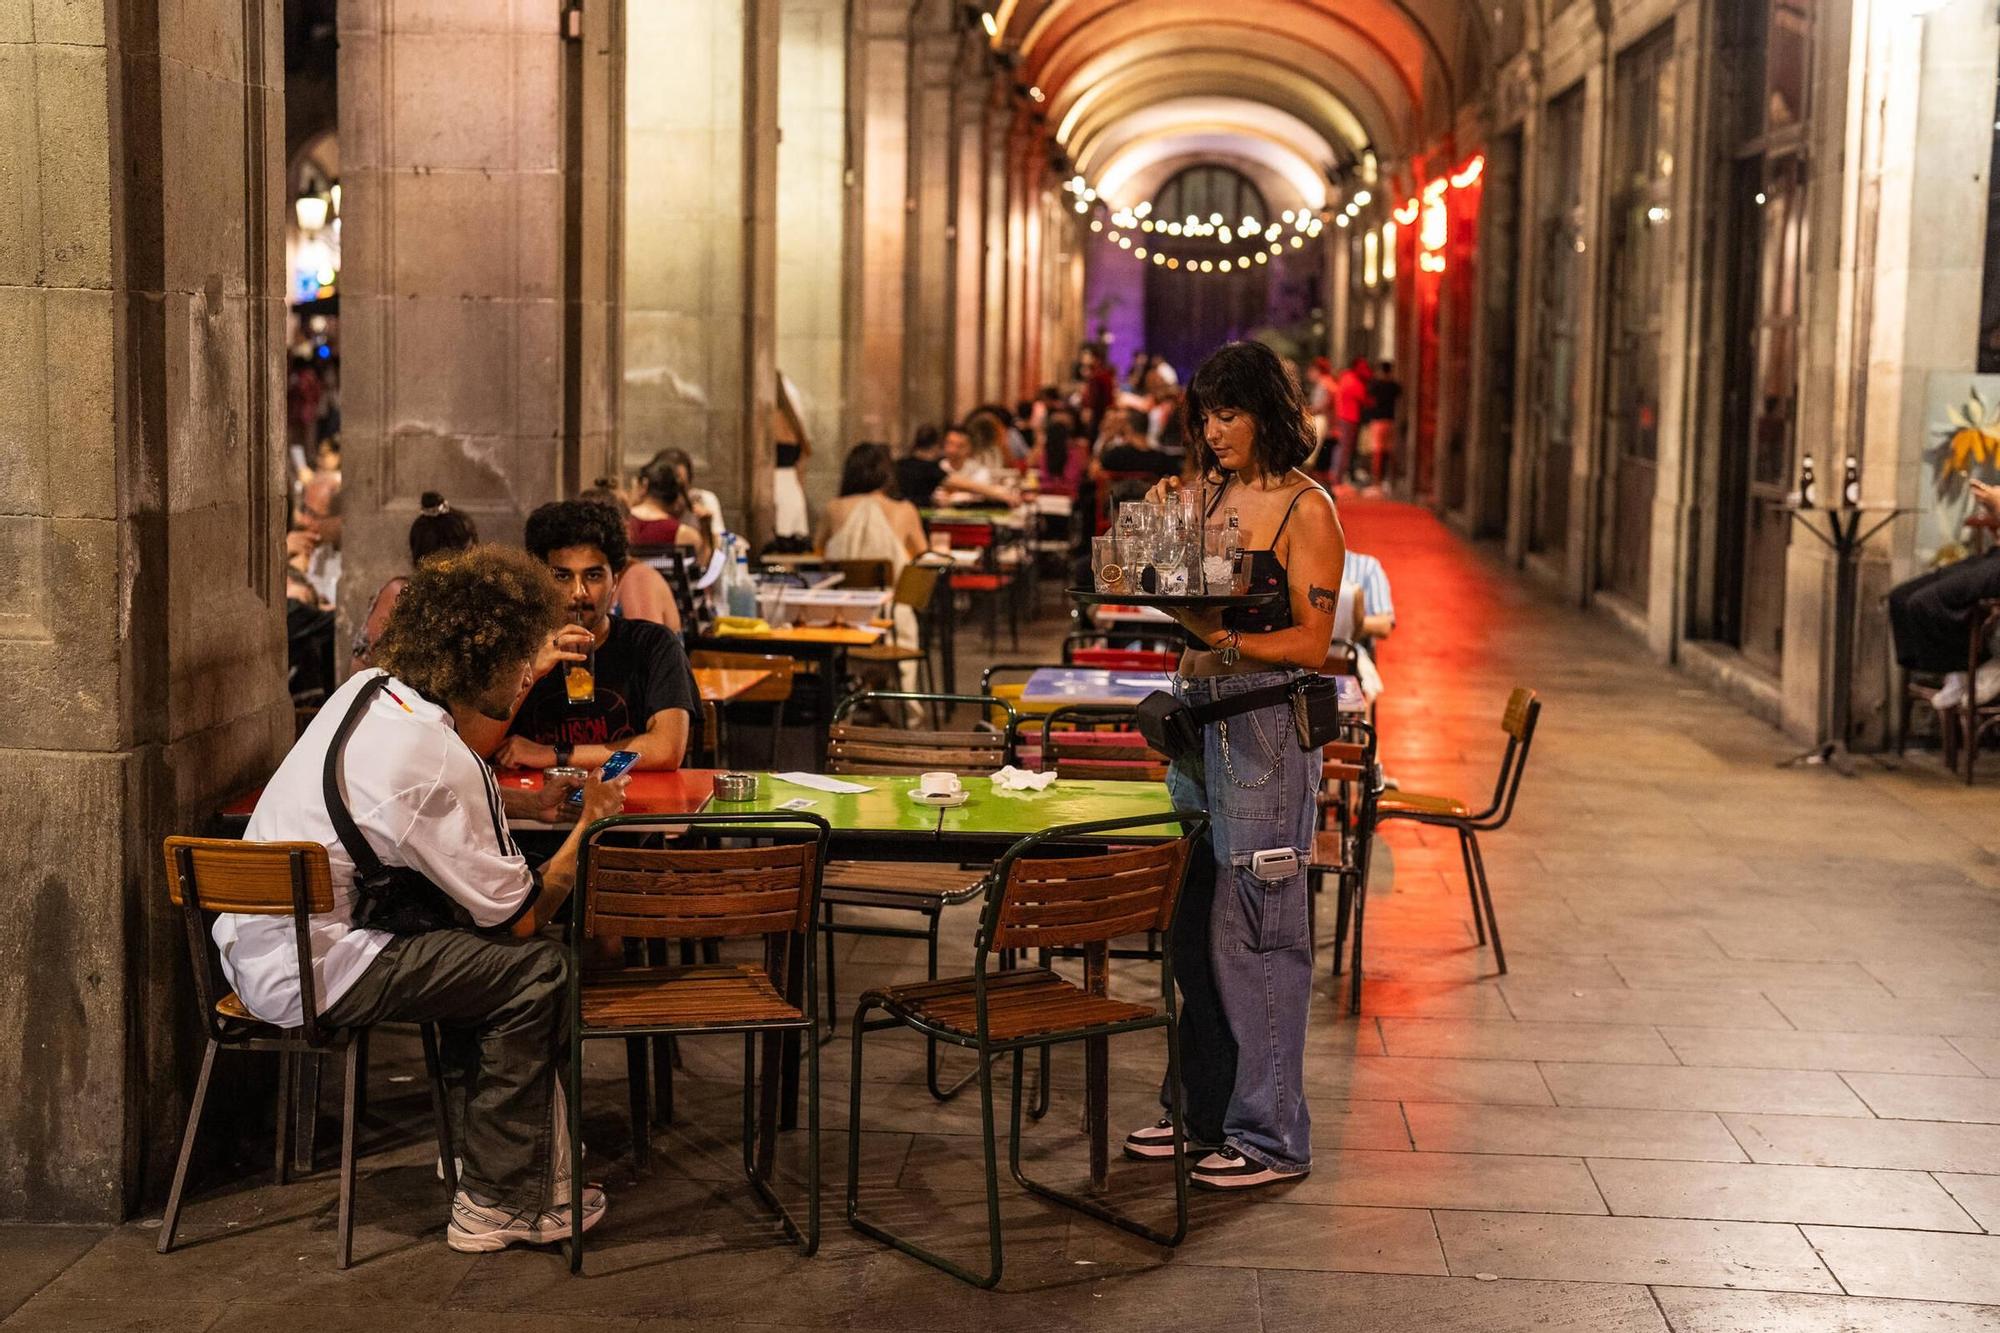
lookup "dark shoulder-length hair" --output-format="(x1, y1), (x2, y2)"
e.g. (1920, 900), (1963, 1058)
(1182, 340), (1317, 480)
(839, 441), (896, 496)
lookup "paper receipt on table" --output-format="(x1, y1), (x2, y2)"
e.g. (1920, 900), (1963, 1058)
(778, 797), (817, 810)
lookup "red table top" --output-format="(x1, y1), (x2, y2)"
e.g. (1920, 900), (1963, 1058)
(220, 767), (720, 820)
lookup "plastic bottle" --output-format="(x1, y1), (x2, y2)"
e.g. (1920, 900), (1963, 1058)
(726, 538), (758, 619)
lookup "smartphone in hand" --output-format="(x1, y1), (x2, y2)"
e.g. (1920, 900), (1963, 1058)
(566, 749), (640, 807)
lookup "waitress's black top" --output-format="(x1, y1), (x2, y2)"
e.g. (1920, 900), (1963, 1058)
(1204, 480), (1328, 635)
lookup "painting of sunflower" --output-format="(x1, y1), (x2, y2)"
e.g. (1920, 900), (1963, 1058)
(1927, 386), (2000, 505)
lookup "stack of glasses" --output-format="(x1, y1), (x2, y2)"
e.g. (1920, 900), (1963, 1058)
(1091, 492), (1251, 596)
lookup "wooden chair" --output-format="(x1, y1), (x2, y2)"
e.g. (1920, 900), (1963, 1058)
(935, 522), (1019, 650)
(1042, 705), (1169, 781)
(1303, 721), (1382, 1013)
(567, 812), (831, 1272)
(821, 691), (1016, 1099)
(847, 563), (945, 708)
(1372, 688), (1542, 983)
(690, 649), (801, 767)
(830, 558), (894, 591)
(846, 814), (1206, 1289)
(158, 837), (455, 1269)
(1898, 597), (2000, 783)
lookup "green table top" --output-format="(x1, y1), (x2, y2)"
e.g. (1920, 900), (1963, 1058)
(704, 773), (944, 835)
(936, 777), (1185, 842)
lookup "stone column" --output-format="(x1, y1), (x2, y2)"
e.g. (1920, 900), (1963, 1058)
(777, 0), (850, 510)
(0, 0), (292, 1220)
(338, 0), (575, 635)
(950, 66), (992, 417)
(621, 0), (778, 543)
(850, 0), (909, 445)
(903, 5), (958, 433)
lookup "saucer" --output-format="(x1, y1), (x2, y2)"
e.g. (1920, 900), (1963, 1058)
(908, 788), (969, 808)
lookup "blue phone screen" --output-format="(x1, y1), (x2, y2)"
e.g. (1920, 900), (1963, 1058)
(566, 750), (639, 805)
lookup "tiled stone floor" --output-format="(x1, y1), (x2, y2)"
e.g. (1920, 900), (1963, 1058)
(7, 501), (1999, 1331)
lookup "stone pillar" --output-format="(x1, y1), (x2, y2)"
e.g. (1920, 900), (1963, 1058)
(621, 0), (778, 543)
(338, 0), (583, 636)
(0, 0), (292, 1220)
(851, 0), (908, 445)
(903, 5), (957, 433)
(980, 92), (1009, 403)
(777, 0), (851, 512)
(950, 68), (991, 417)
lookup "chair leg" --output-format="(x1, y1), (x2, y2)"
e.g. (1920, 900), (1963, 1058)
(419, 1023), (457, 1198)
(822, 902), (839, 1045)
(294, 1051), (321, 1175)
(1330, 871), (1353, 976)
(1348, 833), (1372, 1015)
(274, 1049), (294, 1187)
(336, 1032), (365, 1270)
(568, 1039), (588, 1273)
(1467, 832), (1506, 975)
(1006, 1035), (1186, 1247)
(1305, 867), (1319, 951)
(652, 1035), (674, 1125)
(626, 1037), (651, 1170)
(924, 911), (977, 1102)
(1457, 827), (1487, 945)
(157, 1038), (219, 1255)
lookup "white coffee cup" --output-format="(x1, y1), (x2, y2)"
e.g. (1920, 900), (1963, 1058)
(919, 771), (963, 798)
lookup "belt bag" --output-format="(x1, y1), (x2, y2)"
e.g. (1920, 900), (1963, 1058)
(322, 674), (478, 936)
(1135, 676), (1347, 760)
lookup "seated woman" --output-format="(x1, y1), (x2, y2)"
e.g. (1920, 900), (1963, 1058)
(625, 456), (712, 563)
(579, 483), (683, 632)
(351, 492), (478, 669)
(1031, 414), (1088, 498)
(820, 442), (929, 694)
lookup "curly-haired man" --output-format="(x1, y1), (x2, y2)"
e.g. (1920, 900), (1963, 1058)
(218, 545), (629, 1252)
(494, 499), (699, 772)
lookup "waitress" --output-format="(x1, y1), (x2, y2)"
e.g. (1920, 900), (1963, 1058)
(1122, 340), (1344, 1190)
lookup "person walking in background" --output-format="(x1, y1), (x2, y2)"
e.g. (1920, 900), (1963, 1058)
(1364, 361), (1403, 495)
(1329, 356), (1372, 490)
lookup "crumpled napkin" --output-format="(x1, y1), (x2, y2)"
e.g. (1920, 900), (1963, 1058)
(990, 765), (1057, 792)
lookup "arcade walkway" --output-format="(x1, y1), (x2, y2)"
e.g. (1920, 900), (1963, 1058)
(3, 504), (1998, 1331)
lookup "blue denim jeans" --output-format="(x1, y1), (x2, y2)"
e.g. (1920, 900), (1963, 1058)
(1164, 670), (1318, 1172)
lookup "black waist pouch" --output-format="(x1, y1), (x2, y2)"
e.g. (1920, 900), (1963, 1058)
(1289, 676), (1347, 750)
(1134, 690), (1202, 761)
(324, 675), (477, 936)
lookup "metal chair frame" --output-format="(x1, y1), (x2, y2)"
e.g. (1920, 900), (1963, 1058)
(846, 813), (1205, 1289)
(1370, 690), (1542, 982)
(567, 812), (831, 1272)
(158, 837), (455, 1270)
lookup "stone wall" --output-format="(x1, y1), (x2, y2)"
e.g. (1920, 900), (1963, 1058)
(0, 0), (292, 1220)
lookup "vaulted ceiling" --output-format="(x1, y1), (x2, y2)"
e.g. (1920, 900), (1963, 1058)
(991, 0), (1489, 210)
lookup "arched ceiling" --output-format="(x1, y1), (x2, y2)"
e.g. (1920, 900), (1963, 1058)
(994, 0), (1486, 203)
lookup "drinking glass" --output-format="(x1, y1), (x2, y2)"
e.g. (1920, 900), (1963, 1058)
(1202, 525), (1238, 594)
(1091, 534), (1124, 592)
(1151, 528), (1190, 595)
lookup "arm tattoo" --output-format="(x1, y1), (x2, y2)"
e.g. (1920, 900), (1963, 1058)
(1308, 584), (1338, 613)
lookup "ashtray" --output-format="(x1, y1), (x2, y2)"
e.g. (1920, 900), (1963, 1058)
(714, 772), (760, 801)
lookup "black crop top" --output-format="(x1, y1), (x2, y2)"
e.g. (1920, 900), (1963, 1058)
(1207, 481), (1327, 635)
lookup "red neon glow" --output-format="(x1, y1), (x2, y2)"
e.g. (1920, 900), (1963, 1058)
(1450, 155), (1485, 190)
(1393, 198), (1419, 226)
(1420, 178), (1449, 257)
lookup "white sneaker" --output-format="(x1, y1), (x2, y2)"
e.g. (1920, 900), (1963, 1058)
(1934, 672), (1969, 711)
(1975, 659), (2000, 705)
(447, 1186), (607, 1252)
(1190, 1147), (1308, 1191)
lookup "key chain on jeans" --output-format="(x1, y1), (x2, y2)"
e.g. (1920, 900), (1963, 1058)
(1218, 717), (1280, 788)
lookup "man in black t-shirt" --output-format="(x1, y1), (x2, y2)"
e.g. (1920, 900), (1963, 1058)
(495, 500), (699, 771)
(896, 425), (948, 505)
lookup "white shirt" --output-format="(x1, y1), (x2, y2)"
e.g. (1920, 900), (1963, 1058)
(217, 670), (538, 1028)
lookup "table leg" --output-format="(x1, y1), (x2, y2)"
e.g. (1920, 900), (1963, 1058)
(1084, 939), (1108, 1190)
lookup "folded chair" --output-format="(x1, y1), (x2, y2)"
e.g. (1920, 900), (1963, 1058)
(1371, 688), (1541, 979)
(158, 837), (455, 1269)
(847, 813), (1205, 1288)
(567, 812), (830, 1271)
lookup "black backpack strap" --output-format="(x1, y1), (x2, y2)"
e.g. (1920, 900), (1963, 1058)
(322, 673), (393, 879)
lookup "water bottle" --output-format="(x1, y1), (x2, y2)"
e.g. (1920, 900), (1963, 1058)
(726, 538), (758, 619)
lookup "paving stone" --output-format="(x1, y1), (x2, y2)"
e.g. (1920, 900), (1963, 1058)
(1379, 1018), (1679, 1065)
(1802, 1226), (2000, 1304)
(1934, 1174), (2000, 1233)
(1723, 1113), (2000, 1173)
(1283, 1150), (1606, 1214)
(1948, 1037), (2000, 1076)
(1659, 1028), (1983, 1076)
(1066, 1198), (1448, 1274)
(1500, 985), (1791, 1028)
(1651, 1288), (2000, 1331)
(1539, 1063), (1871, 1116)
(1404, 1104), (1746, 1161)
(1842, 1073), (2000, 1124)
(0, 1225), (108, 1321)
(1587, 1159), (1980, 1230)
(1257, 1271), (1670, 1333)
(1434, 1210), (1838, 1290)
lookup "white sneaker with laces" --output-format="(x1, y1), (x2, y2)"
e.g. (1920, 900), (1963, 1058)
(447, 1186), (607, 1252)
(1124, 1117), (1214, 1160)
(1190, 1147), (1307, 1190)
(1933, 672), (1969, 711)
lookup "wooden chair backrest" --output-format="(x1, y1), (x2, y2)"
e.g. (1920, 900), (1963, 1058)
(1320, 737), (1372, 785)
(829, 723), (1008, 774)
(585, 840), (819, 940)
(892, 561), (941, 612)
(163, 836), (335, 915)
(833, 558), (893, 590)
(1501, 688), (1539, 741)
(691, 650), (798, 704)
(991, 839), (1192, 951)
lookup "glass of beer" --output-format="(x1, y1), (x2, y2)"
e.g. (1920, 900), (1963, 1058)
(564, 615), (595, 706)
